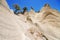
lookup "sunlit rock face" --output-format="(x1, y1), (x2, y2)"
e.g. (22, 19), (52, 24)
(24, 4), (60, 40)
(0, 0), (60, 40)
(0, 0), (25, 40)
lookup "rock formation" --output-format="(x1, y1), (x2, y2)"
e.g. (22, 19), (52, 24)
(0, 0), (60, 40)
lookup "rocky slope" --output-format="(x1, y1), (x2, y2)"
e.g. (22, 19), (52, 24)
(0, 0), (60, 40)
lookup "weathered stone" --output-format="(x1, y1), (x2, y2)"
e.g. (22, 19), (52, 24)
(0, 0), (60, 40)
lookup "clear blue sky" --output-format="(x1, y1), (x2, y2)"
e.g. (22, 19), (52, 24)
(6, 0), (60, 12)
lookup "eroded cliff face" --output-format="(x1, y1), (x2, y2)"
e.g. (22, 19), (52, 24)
(0, 0), (60, 40)
(23, 4), (60, 40)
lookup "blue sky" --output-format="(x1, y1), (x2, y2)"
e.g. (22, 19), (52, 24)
(6, 0), (60, 12)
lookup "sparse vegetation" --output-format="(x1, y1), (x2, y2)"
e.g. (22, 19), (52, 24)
(13, 4), (28, 15)
(22, 7), (28, 14)
(13, 4), (20, 15)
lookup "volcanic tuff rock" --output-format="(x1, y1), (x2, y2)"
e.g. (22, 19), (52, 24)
(0, 0), (60, 40)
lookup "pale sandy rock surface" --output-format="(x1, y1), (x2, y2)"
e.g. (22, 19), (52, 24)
(0, 0), (60, 40)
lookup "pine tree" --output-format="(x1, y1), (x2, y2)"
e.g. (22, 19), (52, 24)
(13, 4), (20, 14)
(23, 7), (27, 14)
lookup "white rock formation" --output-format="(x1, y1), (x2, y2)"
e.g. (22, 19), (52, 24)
(0, 0), (60, 40)
(27, 4), (60, 40)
